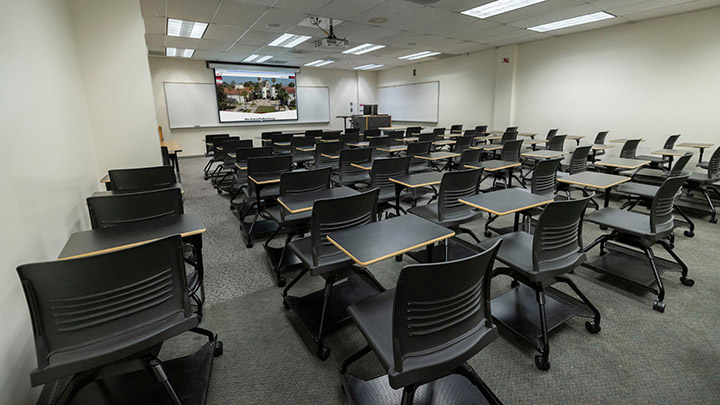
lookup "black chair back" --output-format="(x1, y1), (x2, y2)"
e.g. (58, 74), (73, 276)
(706, 147), (720, 179)
(391, 242), (502, 375)
(364, 129), (381, 138)
(214, 136), (240, 157)
(315, 141), (343, 168)
(669, 152), (692, 176)
(531, 158), (560, 196)
(205, 134), (229, 155)
(499, 131), (518, 144)
(454, 136), (473, 154)
(501, 139), (523, 162)
(235, 146), (273, 184)
(433, 128), (445, 135)
(407, 141), (432, 171)
(532, 197), (591, 273)
(311, 188), (379, 265)
(108, 166), (177, 193)
(340, 134), (360, 144)
(506, 126), (519, 132)
(16, 235), (193, 387)
(593, 131), (609, 145)
(459, 149), (482, 165)
(450, 124), (463, 134)
(475, 125), (488, 134)
(651, 172), (691, 233)
(463, 129), (476, 138)
(338, 148), (372, 182)
(371, 157), (410, 191)
(547, 134), (567, 152)
(87, 188), (183, 230)
(438, 168), (482, 221)
(280, 167), (331, 197)
(369, 137), (390, 148)
(344, 128), (360, 136)
(568, 146), (591, 174)
(406, 127), (421, 136)
(247, 155), (293, 181)
(418, 133), (436, 144)
(161, 146), (171, 166)
(546, 129), (559, 140)
(291, 137), (315, 160)
(620, 139), (642, 159)
(305, 129), (323, 138)
(261, 131), (281, 146)
(387, 131), (404, 145)
(663, 134), (681, 150)
(322, 130), (342, 141)
(219, 139), (243, 165)
(271, 133), (293, 155)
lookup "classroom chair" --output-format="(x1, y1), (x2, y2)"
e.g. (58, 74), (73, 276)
(527, 129), (559, 150)
(284, 188), (385, 360)
(212, 139), (253, 191)
(589, 131), (610, 161)
(344, 127), (360, 136)
(333, 148), (372, 188)
(271, 133), (293, 155)
(405, 126), (421, 136)
(450, 124), (463, 134)
(265, 168), (332, 286)
(203, 134), (230, 178)
(363, 129), (381, 139)
(341, 245), (503, 405)
(305, 129), (323, 139)
(681, 146), (720, 223)
(481, 139), (524, 189)
(313, 141), (343, 170)
(206, 136), (239, 179)
(321, 130), (342, 141)
(161, 146), (171, 167)
(406, 141), (433, 174)
(583, 173), (693, 312)
(478, 197), (600, 370)
(16, 236), (220, 405)
(557, 146), (599, 209)
(475, 125), (488, 134)
(108, 165), (178, 194)
(369, 136), (391, 158)
(370, 156), (411, 218)
(242, 155), (293, 248)
(290, 137), (315, 167)
(261, 131), (282, 146)
(636, 134), (680, 169)
(229, 146), (273, 211)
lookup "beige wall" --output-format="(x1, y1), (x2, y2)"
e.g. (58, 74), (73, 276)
(148, 58), (360, 156)
(357, 70), (378, 105)
(69, 0), (161, 175)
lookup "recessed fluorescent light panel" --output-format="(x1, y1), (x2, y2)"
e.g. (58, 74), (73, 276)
(167, 18), (208, 39)
(354, 64), (384, 70)
(268, 33), (312, 48)
(243, 54), (260, 62)
(256, 55), (273, 63)
(304, 59), (335, 67)
(343, 43), (386, 55)
(462, 0), (546, 19)
(166, 47), (195, 58)
(398, 51), (441, 60)
(528, 12), (615, 32)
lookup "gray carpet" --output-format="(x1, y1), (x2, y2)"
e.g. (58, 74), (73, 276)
(163, 156), (720, 404)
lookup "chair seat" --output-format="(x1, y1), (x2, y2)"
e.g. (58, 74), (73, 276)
(409, 202), (483, 228)
(616, 182), (660, 199)
(585, 208), (670, 238)
(332, 171), (370, 186)
(32, 313), (198, 386)
(687, 172), (718, 184)
(265, 206), (312, 226)
(288, 236), (355, 276)
(292, 155), (313, 164)
(348, 289), (497, 389)
(244, 184), (280, 200)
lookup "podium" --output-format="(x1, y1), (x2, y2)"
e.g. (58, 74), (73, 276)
(352, 115), (391, 131)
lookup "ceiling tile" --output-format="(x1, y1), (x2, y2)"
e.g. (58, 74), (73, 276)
(486, 0), (589, 24)
(212, 2), (269, 27)
(431, 0), (495, 13)
(506, 4), (605, 28)
(145, 33), (165, 48)
(144, 15), (166, 35)
(321, 0), (407, 23)
(606, 0), (705, 15)
(140, 0), (166, 16)
(330, 22), (401, 43)
(254, 8), (307, 33)
(273, 0), (335, 13)
(618, 0), (720, 20)
(167, 0), (221, 22)
(204, 24), (248, 42)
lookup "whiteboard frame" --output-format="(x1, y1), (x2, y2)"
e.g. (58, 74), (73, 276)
(377, 81), (440, 124)
(163, 81), (330, 129)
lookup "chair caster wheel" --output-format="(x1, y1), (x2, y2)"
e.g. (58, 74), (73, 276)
(585, 321), (601, 334)
(668, 243), (675, 250)
(599, 225), (608, 230)
(683, 230), (694, 237)
(282, 298), (290, 309)
(510, 280), (519, 288)
(230, 205), (236, 211)
(653, 301), (665, 312)
(214, 340), (224, 357)
(317, 346), (330, 361)
(680, 277), (695, 287)
(395, 254), (403, 262)
(277, 277), (286, 287)
(246, 242), (253, 248)
(534, 355), (550, 371)
(710, 217), (717, 224)
(217, 189), (222, 194)
(484, 231), (492, 237)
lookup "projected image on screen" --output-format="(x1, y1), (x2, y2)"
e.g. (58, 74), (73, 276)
(214, 68), (297, 122)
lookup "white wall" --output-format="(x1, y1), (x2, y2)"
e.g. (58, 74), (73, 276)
(148, 58), (359, 156)
(69, 0), (161, 175)
(0, 0), (99, 403)
(357, 70), (378, 105)
(377, 50), (498, 130)
(513, 8), (720, 162)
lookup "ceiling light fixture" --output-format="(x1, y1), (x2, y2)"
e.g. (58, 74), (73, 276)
(166, 18), (208, 39)
(398, 51), (441, 60)
(354, 64), (384, 70)
(256, 55), (273, 63)
(462, 0), (547, 19)
(243, 54), (260, 62)
(527, 12), (615, 32)
(304, 59), (335, 67)
(343, 43), (386, 55)
(268, 33), (312, 48)
(165, 47), (194, 58)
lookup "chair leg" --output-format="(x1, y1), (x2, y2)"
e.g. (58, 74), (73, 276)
(453, 363), (502, 405)
(701, 188), (717, 223)
(484, 214), (498, 237)
(148, 358), (182, 405)
(534, 288), (550, 370)
(340, 345), (371, 374)
(400, 385), (418, 405)
(674, 205), (695, 237)
(52, 368), (103, 405)
(458, 226), (481, 243)
(657, 240), (694, 286)
(316, 277), (335, 360)
(282, 267), (308, 299)
(639, 245), (666, 312)
(554, 276), (601, 333)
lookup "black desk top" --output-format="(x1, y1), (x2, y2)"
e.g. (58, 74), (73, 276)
(416, 151), (460, 161)
(459, 188), (554, 216)
(389, 171), (443, 188)
(556, 172), (630, 189)
(465, 160), (520, 172)
(278, 187), (359, 214)
(90, 184), (184, 197)
(59, 214), (205, 260)
(327, 214), (454, 266)
(593, 158), (650, 169)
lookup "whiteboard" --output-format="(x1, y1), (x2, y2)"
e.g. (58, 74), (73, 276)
(163, 82), (330, 129)
(378, 81), (439, 123)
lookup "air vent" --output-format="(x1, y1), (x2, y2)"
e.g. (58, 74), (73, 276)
(149, 50), (164, 56)
(271, 60), (288, 64)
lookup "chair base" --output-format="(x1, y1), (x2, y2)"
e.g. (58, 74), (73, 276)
(492, 284), (595, 350)
(582, 242), (680, 289)
(283, 273), (382, 358)
(40, 338), (217, 405)
(675, 193), (720, 223)
(342, 373), (498, 405)
(240, 217), (279, 248)
(264, 245), (303, 286)
(405, 237), (480, 263)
